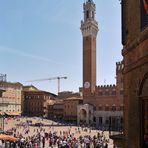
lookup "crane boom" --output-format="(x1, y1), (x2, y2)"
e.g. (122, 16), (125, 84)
(27, 76), (67, 82)
(27, 76), (67, 94)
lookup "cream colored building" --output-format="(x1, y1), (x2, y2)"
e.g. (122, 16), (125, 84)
(64, 97), (83, 122)
(0, 81), (23, 114)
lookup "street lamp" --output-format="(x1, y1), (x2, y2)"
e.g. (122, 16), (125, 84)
(0, 96), (5, 131)
(0, 89), (6, 132)
(2, 96), (4, 131)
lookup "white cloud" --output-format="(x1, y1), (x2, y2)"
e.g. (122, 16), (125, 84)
(0, 45), (62, 65)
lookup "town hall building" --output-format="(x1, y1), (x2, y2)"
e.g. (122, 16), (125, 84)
(77, 0), (123, 131)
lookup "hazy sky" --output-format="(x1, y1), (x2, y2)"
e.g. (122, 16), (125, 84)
(0, 0), (123, 94)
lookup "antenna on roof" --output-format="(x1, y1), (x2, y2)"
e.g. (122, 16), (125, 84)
(104, 79), (106, 85)
(0, 73), (7, 82)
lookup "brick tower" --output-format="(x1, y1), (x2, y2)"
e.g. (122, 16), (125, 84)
(81, 0), (98, 98)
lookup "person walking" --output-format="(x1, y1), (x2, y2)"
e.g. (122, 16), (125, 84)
(42, 136), (45, 148)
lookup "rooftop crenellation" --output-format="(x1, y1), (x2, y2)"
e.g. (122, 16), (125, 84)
(97, 84), (116, 89)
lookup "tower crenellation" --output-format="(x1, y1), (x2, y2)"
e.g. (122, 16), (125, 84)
(97, 84), (116, 89)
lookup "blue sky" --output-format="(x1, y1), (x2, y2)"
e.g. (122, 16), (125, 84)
(0, 0), (122, 94)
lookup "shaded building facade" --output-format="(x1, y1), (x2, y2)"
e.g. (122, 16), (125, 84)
(0, 81), (23, 114)
(23, 85), (56, 118)
(48, 100), (63, 120)
(48, 92), (82, 122)
(111, 0), (148, 147)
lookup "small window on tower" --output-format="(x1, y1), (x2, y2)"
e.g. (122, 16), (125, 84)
(86, 11), (89, 19)
(92, 11), (94, 18)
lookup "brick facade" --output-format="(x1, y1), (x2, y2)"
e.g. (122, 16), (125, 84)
(78, 0), (123, 130)
(23, 86), (56, 118)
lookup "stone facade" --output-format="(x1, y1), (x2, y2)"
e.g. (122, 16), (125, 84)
(64, 97), (83, 122)
(77, 104), (94, 125)
(0, 81), (23, 114)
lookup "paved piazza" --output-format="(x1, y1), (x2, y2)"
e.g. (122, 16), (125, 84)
(3, 117), (114, 147)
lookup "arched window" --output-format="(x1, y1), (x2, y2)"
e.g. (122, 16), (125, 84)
(92, 11), (94, 18)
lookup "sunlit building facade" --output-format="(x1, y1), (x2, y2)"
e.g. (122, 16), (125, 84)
(0, 81), (23, 114)
(77, 0), (123, 131)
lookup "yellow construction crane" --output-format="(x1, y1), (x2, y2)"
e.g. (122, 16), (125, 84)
(27, 76), (67, 94)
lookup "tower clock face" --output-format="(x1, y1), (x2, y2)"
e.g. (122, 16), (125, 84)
(84, 81), (90, 88)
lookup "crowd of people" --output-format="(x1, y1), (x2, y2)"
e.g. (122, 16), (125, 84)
(0, 118), (110, 148)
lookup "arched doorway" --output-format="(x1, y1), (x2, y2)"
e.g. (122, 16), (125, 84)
(79, 109), (87, 125)
(139, 73), (148, 147)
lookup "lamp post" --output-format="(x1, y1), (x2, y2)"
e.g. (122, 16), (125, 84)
(2, 96), (4, 131)
(0, 89), (5, 132)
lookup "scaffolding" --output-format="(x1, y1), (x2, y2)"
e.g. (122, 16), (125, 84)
(0, 74), (7, 82)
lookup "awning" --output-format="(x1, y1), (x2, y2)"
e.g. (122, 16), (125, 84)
(4, 112), (11, 116)
(10, 112), (21, 116)
(4, 112), (21, 116)
(0, 134), (18, 141)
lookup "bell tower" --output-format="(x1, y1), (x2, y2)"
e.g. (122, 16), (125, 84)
(81, 0), (98, 97)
